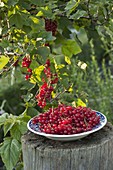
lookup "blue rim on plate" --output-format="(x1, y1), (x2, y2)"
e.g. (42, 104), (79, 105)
(27, 111), (107, 141)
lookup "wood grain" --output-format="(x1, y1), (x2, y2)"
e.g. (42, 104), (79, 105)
(22, 122), (113, 170)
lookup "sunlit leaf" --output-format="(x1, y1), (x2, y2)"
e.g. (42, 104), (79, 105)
(30, 16), (39, 24)
(56, 64), (65, 70)
(65, 56), (71, 64)
(62, 40), (82, 57)
(36, 11), (43, 17)
(30, 65), (45, 83)
(0, 56), (9, 70)
(76, 98), (86, 107)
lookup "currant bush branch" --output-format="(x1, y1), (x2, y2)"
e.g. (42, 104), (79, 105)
(50, 83), (72, 103)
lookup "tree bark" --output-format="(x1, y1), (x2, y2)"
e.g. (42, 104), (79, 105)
(22, 122), (113, 170)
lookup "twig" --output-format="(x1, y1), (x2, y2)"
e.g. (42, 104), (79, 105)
(50, 84), (72, 103)
(4, 51), (23, 56)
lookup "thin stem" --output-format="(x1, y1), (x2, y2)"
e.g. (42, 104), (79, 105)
(50, 84), (72, 103)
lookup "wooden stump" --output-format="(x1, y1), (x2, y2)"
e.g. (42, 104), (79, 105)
(22, 122), (113, 170)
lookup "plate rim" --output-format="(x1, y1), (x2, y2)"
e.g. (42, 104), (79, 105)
(27, 111), (107, 138)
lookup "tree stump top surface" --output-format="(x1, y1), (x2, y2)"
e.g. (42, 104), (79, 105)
(22, 122), (113, 149)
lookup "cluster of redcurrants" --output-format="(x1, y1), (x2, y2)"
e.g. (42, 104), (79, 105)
(32, 105), (100, 135)
(35, 59), (58, 108)
(43, 59), (58, 84)
(45, 18), (57, 36)
(35, 82), (53, 108)
(22, 56), (32, 80)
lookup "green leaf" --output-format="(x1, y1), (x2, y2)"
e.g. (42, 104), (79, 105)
(0, 137), (21, 170)
(9, 13), (24, 28)
(77, 28), (88, 44)
(65, 0), (80, 16)
(0, 113), (9, 126)
(62, 46), (72, 58)
(30, 18), (44, 33)
(8, 0), (19, 6)
(18, 121), (27, 134)
(27, 107), (40, 117)
(62, 40), (82, 57)
(31, 0), (45, 6)
(21, 81), (36, 91)
(4, 118), (15, 136)
(10, 121), (27, 141)
(70, 10), (87, 20)
(23, 92), (33, 102)
(58, 17), (72, 31)
(42, 31), (56, 41)
(15, 162), (24, 170)
(22, 25), (32, 34)
(37, 46), (50, 58)
(18, 113), (31, 123)
(0, 40), (10, 48)
(0, 55), (9, 70)
(29, 59), (39, 70)
(60, 76), (70, 89)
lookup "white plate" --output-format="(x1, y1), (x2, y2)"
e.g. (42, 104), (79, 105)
(27, 111), (107, 141)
